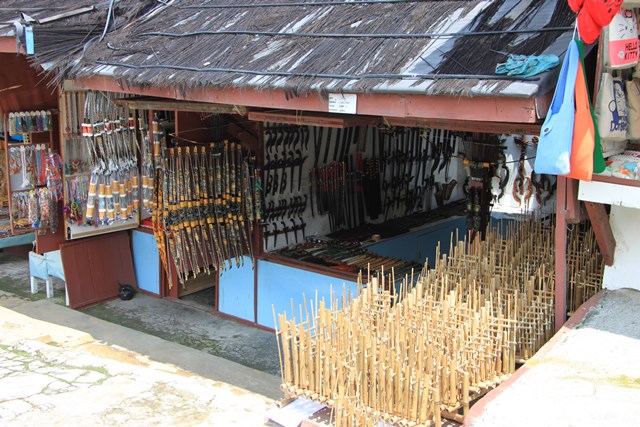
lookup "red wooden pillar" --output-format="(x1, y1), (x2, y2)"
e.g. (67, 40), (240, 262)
(584, 202), (615, 266)
(555, 176), (568, 332)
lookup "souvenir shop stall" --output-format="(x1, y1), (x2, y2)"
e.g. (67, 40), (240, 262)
(244, 116), (560, 328)
(55, 89), (262, 308)
(0, 53), (65, 254)
(17, 0), (579, 335)
(571, 3), (640, 295)
(57, 77), (556, 327)
(58, 82), (558, 328)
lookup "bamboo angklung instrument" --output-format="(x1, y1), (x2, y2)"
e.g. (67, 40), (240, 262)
(153, 139), (259, 287)
(275, 214), (603, 426)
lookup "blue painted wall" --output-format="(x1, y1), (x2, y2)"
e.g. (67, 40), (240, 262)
(0, 232), (35, 249)
(368, 216), (466, 265)
(132, 230), (160, 295)
(256, 260), (358, 329)
(218, 256), (255, 322)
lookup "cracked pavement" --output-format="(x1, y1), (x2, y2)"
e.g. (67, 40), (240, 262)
(0, 305), (274, 426)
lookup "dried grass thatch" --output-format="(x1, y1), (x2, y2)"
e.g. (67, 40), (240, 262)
(0, 1), (154, 86)
(44, 0), (574, 98)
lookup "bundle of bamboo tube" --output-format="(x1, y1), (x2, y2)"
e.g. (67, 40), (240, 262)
(276, 278), (517, 426)
(275, 215), (603, 426)
(566, 225), (604, 315)
(429, 216), (556, 361)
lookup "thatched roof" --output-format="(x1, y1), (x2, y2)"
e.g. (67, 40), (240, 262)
(24, 0), (576, 98)
(0, 1), (154, 85)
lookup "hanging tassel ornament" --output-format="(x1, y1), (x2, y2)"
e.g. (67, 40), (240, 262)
(9, 147), (21, 175)
(28, 189), (39, 230)
(20, 145), (32, 188)
(45, 149), (63, 200)
(37, 187), (52, 234)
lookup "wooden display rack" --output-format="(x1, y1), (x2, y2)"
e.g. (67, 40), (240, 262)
(59, 89), (140, 240)
(1, 111), (55, 236)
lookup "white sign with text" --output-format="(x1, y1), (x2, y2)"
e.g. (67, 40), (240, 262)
(328, 93), (357, 114)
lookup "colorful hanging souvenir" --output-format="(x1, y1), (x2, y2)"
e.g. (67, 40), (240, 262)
(564, 42), (595, 181)
(571, 0), (623, 44)
(605, 8), (639, 69)
(535, 39), (580, 175)
(45, 149), (63, 200)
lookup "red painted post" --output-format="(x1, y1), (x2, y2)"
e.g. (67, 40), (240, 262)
(584, 202), (616, 266)
(555, 176), (568, 332)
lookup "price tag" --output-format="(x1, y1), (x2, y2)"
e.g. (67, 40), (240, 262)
(328, 93), (357, 115)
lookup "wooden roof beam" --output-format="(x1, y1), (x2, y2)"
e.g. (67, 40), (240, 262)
(584, 202), (616, 266)
(387, 117), (541, 135)
(248, 110), (379, 128)
(113, 96), (246, 115)
(0, 36), (17, 53)
(74, 75), (544, 124)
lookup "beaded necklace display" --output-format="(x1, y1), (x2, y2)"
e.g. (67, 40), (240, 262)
(34, 145), (44, 185)
(28, 189), (39, 229)
(63, 177), (84, 225)
(26, 188), (55, 235)
(20, 145), (32, 188)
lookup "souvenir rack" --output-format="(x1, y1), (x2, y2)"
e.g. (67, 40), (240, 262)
(2, 110), (57, 236)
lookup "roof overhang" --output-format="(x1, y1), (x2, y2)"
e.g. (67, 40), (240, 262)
(72, 75), (548, 132)
(0, 36), (17, 53)
(114, 96), (246, 115)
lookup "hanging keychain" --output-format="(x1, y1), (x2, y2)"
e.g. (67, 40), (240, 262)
(45, 148), (63, 200)
(20, 145), (31, 188)
(37, 188), (51, 234)
(8, 112), (16, 135)
(28, 189), (39, 229)
(9, 147), (21, 174)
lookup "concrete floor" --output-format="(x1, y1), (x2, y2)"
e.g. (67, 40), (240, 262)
(465, 288), (640, 427)
(83, 293), (281, 376)
(0, 250), (282, 396)
(6, 249), (640, 427)
(0, 303), (275, 426)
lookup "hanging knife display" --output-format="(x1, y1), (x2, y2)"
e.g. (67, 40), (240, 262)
(262, 123), (310, 249)
(262, 122), (463, 258)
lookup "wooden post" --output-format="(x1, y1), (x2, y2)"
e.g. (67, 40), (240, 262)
(566, 178), (585, 223)
(584, 202), (616, 266)
(555, 176), (568, 332)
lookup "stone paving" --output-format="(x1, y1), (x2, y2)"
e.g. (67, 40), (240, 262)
(0, 250), (281, 378)
(83, 293), (281, 376)
(0, 306), (275, 426)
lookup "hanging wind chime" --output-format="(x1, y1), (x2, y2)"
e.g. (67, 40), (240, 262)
(81, 92), (139, 226)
